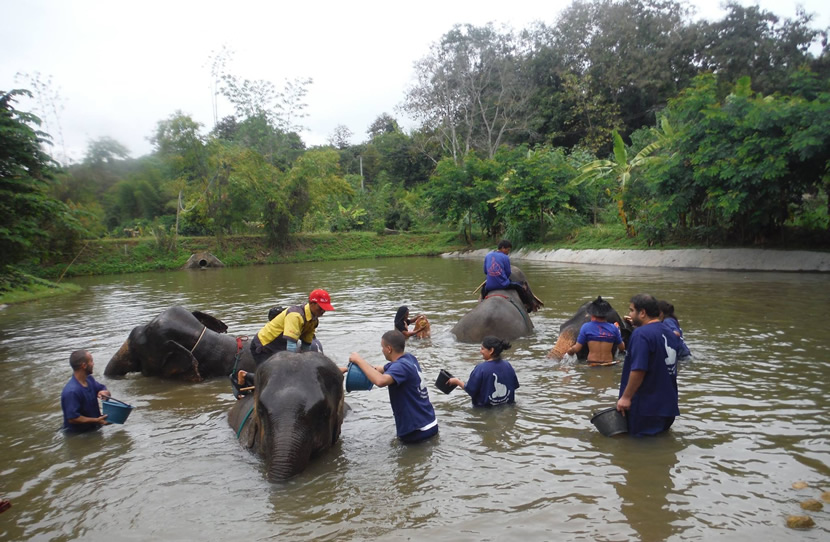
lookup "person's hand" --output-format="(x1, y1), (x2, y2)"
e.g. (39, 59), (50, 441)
(447, 377), (464, 389)
(616, 397), (631, 416)
(348, 352), (362, 364)
(97, 414), (109, 425)
(339, 366), (348, 374)
(98, 391), (111, 400)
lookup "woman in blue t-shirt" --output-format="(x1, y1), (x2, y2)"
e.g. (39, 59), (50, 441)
(658, 300), (692, 361)
(447, 336), (519, 407)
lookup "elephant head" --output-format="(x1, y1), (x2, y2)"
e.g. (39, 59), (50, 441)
(451, 265), (537, 343)
(228, 351), (345, 481)
(105, 306), (255, 381)
(548, 299), (633, 360)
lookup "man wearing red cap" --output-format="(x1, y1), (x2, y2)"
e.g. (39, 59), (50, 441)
(249, 289), (334, 365)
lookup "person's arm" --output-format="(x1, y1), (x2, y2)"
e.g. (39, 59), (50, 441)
(566, 343), (584, 356)
(616, 370), (645, 415)
(282, 312), (304, 352)
(446, 377), (465, 389)
(348, 352), (395, 387)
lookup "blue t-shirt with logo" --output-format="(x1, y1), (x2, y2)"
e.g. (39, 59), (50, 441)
(662, 317), (691, 358)
(465, 359), (520, 407)
(484, 250), (512, 291)
(619, 322), (680, 418)
(576, 321), (623, 346)
(384, 353), (437, 437)
(61, 375), (107, 432)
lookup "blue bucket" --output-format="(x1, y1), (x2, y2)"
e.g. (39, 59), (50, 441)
(101, 399), (133, 424)
(345, 362), (373, 392)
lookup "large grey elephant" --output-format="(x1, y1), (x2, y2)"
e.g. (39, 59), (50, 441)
(452, 266), (538, 343)
(105, 306), (256, 381)
(547, 299), (633, 360)
(228, 351), (345, 481)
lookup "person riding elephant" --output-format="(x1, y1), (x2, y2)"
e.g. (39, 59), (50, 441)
(105, 306), (255, 381)
(228, 351), (345, 481)
(452, 265), (541, 343)
(481, 240), (540, 313)
(249, 289), (334, 365)
(548, 297), (633, 361)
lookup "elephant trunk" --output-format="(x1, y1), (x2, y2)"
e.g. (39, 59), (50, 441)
(548, 327), (578, 360)
(104, 339), (137, 376)
(263, 412), (313, 482)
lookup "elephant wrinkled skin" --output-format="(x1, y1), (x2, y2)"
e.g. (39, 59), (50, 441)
(105, 306), (255, 381)
(452, 266), (536, 343)
(228, 351), (345, 481)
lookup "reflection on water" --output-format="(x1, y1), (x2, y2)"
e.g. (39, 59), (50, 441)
(1, 257), (829, 541)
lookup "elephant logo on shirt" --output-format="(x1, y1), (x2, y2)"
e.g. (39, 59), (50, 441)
(663, 334), (678, 375)
(489, 373), (510, 404)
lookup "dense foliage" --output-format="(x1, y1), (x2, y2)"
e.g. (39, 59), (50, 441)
(5, 0), (830, 276)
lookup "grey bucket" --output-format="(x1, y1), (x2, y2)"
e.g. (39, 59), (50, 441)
(590, 407), (628, 437)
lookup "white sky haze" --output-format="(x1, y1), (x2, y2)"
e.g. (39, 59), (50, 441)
(2, 0), (827, 163)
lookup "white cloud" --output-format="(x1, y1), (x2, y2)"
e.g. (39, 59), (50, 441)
(2, 0), (827, 162)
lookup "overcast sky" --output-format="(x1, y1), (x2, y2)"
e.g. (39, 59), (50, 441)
(2, 0), (827, 163)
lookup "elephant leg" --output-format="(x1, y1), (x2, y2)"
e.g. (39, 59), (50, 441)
(548, 327), (579, 360)
(160, 341), (202, 381)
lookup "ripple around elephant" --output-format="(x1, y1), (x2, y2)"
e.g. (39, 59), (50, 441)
(228, 351), (345, 481)
(547, 299), (633, 360)
(104, 306), (256, 381)
(452, 266), (538, 343)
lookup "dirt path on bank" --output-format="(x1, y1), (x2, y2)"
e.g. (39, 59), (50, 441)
(443, 247), (830, 272)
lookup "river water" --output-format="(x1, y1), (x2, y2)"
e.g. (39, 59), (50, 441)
(0, 257), (828, 541)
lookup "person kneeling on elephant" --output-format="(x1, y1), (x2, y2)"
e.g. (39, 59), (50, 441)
(481, 240), (539, 312)
(249, 289), (334, 364)
(565, 296), (625, 366)
(348, 330), (438, 444)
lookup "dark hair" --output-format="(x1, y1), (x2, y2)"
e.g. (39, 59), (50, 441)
(657, 300), (678, 322)
(69, 350), (90, 370)
(482, 336), (511, 359)
(630, 293), (660, 318)
(394, 306), (409, 332)
(381, 330), (406, 353)
(588, 296), (613, 319)
(497, 240), (512, 250)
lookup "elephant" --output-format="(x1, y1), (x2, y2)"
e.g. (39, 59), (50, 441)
(105, 306), (256, 381)
(227, 351), (345, 481)
(452, 266), (538, 343)
(547, 299), (633, 361)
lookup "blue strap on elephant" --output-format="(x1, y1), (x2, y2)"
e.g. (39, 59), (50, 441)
(236, 405), (255, 439)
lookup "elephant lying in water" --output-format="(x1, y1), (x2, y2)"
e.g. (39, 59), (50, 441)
(547, 298), (633, 361)
(228, 351), (345, 481)
(452, 266), (539, 343)
(105, 306), (256, 381)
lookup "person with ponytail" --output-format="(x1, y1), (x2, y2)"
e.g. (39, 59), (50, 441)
(447, 336), (519, 407)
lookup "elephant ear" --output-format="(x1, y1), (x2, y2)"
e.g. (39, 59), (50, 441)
(192, 311), (228, 334)
(161, 341), (203, 381)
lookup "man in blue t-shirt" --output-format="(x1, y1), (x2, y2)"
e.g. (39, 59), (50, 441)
(617, 294), (681, 437)
(481, 240), (537, 311)
(61, 350), (111, 433)
(349, 330), (438, 443)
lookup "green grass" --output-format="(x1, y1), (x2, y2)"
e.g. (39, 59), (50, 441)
(0, 269), (82, 305)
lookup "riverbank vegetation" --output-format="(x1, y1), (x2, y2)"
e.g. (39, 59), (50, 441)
(3, 1), (830, 304)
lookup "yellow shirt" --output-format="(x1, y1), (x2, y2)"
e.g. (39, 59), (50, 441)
(256, 304), (318, 346)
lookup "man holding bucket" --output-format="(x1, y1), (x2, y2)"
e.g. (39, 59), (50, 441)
(616, 294), (681, 437)
(61, 350), (111, 432)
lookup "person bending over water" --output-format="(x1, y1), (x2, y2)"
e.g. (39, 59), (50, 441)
(447, 336), (519, 407)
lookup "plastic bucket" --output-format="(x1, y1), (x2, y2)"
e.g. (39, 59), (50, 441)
(590, 407), (628, 437)
(101, 399), (133, 424)
(345, 362), (373, 392)
(435, 369), (457, 394)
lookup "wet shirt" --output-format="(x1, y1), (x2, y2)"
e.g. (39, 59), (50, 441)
(257, 304), (318, 346)
(465, 359), (520, 407)
(61, 375), (107, 432)
(662, 317), (691, 358)
(383, 353), (437, 437)
(619, 322), (681, 418)
(576, 321), (623, 346)
(484, 250), (512, 291)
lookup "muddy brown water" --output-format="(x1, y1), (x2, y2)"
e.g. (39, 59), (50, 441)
(1, 257), (828, 541)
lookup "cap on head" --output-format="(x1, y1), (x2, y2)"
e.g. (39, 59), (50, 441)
(309, 289), (334, 311)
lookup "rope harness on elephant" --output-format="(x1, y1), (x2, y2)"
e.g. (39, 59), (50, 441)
(229, 335), (249, 381)
(191, 326), (207, 354)
(485, 293), (533, 330)
(236, 404), (255, 439)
